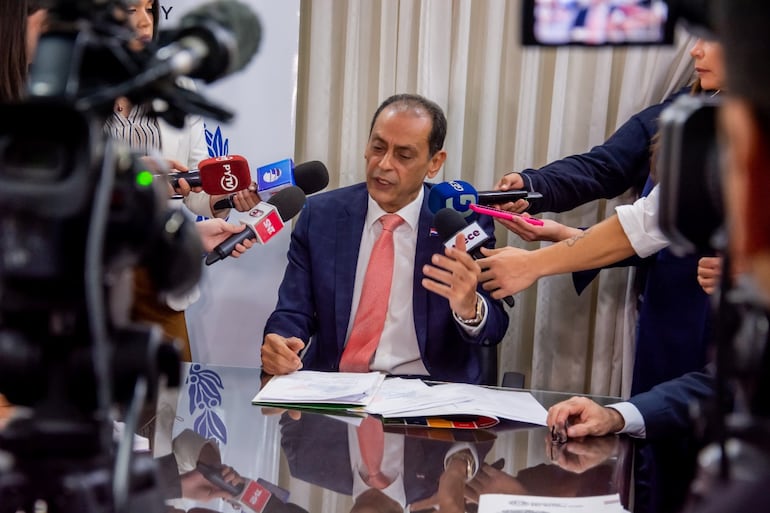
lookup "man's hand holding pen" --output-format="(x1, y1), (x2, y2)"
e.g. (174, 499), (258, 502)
(546, 396), (626, 439)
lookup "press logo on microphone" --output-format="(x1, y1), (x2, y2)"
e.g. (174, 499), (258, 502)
(262, 167), (283, 184)
(443, 222), (489, 252)
(249, 207), (267, 218)
(444, 194), (476, 217)
(241, 480), (272, 513)
(254, 210), (284, 244)
(219, 163), (241, 192)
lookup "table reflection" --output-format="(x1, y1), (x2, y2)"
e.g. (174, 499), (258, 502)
(142, 363), (630, 513)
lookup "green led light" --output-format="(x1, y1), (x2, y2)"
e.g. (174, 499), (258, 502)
(136, 170), (154, 187)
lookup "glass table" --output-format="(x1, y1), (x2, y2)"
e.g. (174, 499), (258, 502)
(146, 363), (632, 513)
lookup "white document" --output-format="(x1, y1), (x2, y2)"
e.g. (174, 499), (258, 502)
(252, 370), (386, 407)
(252, 373), (548, 426)
(362, 378), (474, 415)
(362, 380), (548, 426)
(478, 493), (630, 513)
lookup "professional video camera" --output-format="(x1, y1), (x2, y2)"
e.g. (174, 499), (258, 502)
(0, 1), (260, 512)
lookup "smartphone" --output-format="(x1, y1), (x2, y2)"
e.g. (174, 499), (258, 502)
(469, 203), (545, 226)
(477, 190), (544, 203)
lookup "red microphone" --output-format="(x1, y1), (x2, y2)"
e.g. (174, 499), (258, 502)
(169, 155), (252, 195)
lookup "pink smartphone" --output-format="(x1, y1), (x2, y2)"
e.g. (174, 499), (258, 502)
(469, 203), (545, 226)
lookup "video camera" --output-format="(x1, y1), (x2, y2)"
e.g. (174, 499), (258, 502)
(0, 1), (260, 512)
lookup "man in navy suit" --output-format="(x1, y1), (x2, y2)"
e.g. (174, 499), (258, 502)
(546, 367), (715, 441)
(261, 93), (509, 384)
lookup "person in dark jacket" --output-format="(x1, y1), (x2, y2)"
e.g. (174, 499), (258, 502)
(491, 37), (725, 513)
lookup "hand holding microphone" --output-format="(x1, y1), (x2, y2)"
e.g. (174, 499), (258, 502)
(432, 208), (515, 308)
(168, 154), (252, 195)
(213, 159), (329, 210)
(196, 218), (255, 256)
(195, 462), (302, 513)
(427, 179), (542, 217)
(205, 185), (306, 265)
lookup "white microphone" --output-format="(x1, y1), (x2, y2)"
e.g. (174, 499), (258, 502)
(204, 186), (305, 265)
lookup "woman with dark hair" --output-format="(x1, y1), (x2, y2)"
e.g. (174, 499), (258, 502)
(0, 0), (28, 103)
(103, 0), (261, 359)
(0, 0), (46, 103)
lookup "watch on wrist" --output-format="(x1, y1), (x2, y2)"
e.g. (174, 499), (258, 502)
(455, 294), (485, 327)
(446, 449), (477, 481)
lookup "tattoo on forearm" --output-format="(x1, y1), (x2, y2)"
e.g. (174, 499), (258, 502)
(564, 228), (590, 247)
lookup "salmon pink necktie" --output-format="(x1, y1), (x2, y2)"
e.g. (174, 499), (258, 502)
(339, 214), (404, 372)
(357, 415), (390, 489)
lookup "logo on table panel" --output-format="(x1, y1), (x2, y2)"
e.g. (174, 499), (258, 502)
(186, 364), (228, 445)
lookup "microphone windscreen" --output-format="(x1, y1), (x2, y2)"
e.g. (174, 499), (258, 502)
(179, 0), (262, 78)
(434, 208), (469, 241)
(428, 180), (479, 214)
(199, 155), (252, 194)
(267, 186), (306, 221)
(293, 161), (329, 195)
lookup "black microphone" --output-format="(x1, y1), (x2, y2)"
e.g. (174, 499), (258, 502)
(205, 186), (306, 265)
(152, 0), (262, 83)
(213, 160), (329, 210)
(195, 463), (306, 512)
(433, 208), (515, 308)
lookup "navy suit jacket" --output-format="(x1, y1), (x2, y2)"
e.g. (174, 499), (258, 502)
(263, 182), (509, 384)
(629, 367), (714, 440)
(280, 412), (494, 503)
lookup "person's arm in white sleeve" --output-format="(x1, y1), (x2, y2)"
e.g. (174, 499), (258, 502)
(615, 184), (669, 258)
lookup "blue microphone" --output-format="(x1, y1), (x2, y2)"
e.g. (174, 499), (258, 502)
(428, 180), (478, 217)
(428, 180), (542, 216)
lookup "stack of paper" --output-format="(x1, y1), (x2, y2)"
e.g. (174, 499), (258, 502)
(252, 372), (548, 427)
(479, 493), (630, 513)
(252, 370), (385, 409)
(363, 379), (548, 426)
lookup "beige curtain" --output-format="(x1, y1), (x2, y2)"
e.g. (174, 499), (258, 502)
(293, 0), (695, 398)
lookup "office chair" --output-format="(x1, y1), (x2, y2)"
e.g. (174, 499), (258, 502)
(478, 345), (525, 388)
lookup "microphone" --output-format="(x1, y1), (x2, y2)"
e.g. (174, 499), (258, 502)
(212, 160), (329, 210)
(433, 208), (515, 308)
(428, 180), (542, 216)
(169, 155), (251, 194)
(152, 0), (262, 83)
(195, 462), (304, 513)
(204, 186), (306, 265)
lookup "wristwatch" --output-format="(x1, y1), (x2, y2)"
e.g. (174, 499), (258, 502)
(454, 293), (485, 327)
(445, 449), (478, 481)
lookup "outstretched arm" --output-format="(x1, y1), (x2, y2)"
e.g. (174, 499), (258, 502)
(477, 214), (635, 299)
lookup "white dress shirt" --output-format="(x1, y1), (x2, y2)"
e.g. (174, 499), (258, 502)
(348, 423), (407, 507)
(608, 402), (647, 438)
(615, 184), (670, 258)
(347, 190), (427, 376)
(346, 188), (487, 376)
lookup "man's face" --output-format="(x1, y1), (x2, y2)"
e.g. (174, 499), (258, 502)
(364, 106), (446, 213)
